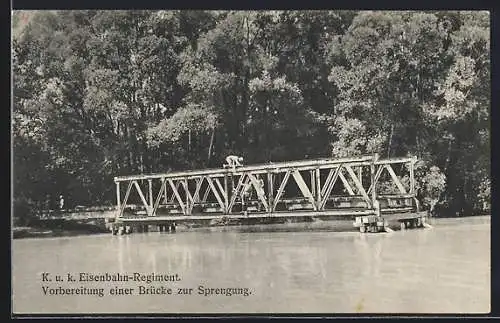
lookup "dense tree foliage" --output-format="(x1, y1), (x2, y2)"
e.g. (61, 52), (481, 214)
(12, 10), (490, 222)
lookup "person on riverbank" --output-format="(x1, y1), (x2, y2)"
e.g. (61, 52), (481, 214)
(59, 195), (64, 210)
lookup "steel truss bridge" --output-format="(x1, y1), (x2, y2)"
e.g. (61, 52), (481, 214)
(113, 154), (421, 227)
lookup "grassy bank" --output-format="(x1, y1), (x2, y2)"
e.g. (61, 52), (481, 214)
(13, 218), (109, 239)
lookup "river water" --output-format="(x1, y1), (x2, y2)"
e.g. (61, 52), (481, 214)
(12, 216), (490, 314)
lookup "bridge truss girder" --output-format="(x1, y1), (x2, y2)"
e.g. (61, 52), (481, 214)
(114, 154), (418, 218)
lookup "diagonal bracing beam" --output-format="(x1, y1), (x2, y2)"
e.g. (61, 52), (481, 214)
(385, 164), (407, 194)
(168, 179), (185, 214)
(192, 177), (203, 203)
(181, 179), (194, 204)
(201, 179), (211, 202)
(188, 177), (204, 213)
(338, 171), (355, 195)
(273, 170), (291, 211)
(344, 165), (372, 205)
(117, 180), (134, 218)
(292, 170), (317, 211)
(214, 177), (228, 211)
(321, 168), (336, 197)
(319, 166), (342, 210)
(181, 179), (194, 215)
(133, 180), (152, 215)
(152, 177), (168, 217)
(229, 174), (248, 211)
(169, 181), (182, 203)
(367, 165), (385, 195)
(206, 177), (226, 211)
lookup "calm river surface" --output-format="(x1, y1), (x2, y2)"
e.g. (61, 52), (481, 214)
(12, 216), (490, 314)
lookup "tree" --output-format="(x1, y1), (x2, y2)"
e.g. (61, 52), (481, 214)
(325, 10), (490, 214)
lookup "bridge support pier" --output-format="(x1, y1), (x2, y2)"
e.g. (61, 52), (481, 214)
(354, 215), (385, 233)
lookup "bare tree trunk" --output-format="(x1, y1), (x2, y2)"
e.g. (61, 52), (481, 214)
(126, 125), (134, 171)
(207, 128), (215, 165)
(387, 124), (394, 158)
(444, 137), (452, 172)
(140, 154), (144, 174)
(416, 134), (420, 157)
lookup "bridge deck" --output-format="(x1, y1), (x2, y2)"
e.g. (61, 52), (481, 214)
(117, 209), (375, 223)
(115, 207), (419, 223)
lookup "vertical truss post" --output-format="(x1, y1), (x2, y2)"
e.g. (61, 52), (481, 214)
(371, 153), (378, 212)
(162, 178), (168, 204)
(116, 181), (121, 210)
(152, 177), (168, 217)
(315, 168), (321, 209)
(410, 156), (416, 195)
(224, 175), (229, 214)
(310, 170), (316, 199)
(358, 166), (363, 188)
(148, 179), (153, 214)
(184, 178), (190, 215)
(267, 172), (273, 214)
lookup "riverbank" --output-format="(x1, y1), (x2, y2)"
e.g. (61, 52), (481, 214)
(13, 216), (336, 239)
(12, 213), (490, 239)
(12, 218), (109, 239)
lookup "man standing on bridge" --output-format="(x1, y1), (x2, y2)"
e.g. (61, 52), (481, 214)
(224, 155), (244, 172)
(241, 182), (252, 215)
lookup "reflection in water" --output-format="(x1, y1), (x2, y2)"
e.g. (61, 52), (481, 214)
(13, 216), (490, 314)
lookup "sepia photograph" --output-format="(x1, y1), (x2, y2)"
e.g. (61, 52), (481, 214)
(11, 9), (490, 315)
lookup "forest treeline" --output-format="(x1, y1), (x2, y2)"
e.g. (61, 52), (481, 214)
(12, 10), (490, 222)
